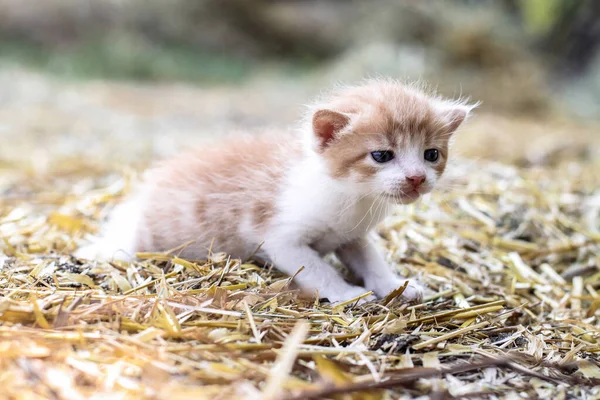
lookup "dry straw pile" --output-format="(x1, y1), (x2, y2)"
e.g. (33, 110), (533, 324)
(1, 128), (600, 398)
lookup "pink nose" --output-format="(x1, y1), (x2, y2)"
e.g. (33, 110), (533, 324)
(406, 175), (425, 187)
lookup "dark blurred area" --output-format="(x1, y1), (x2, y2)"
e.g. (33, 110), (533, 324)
(0, 0), (599, 118)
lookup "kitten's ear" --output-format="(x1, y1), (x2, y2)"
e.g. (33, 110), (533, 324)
(438, 102), (478, 133)
(312, 109), (350, 148)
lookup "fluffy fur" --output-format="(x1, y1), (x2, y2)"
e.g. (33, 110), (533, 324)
(76, 79), (475, 303)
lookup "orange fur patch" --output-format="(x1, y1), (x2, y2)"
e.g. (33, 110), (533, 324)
(136, 133), (301, 257)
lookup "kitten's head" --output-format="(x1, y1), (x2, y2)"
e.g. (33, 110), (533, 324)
(308, 79), (476, 204)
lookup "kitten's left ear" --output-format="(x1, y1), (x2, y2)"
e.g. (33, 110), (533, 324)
(312, 109), (351, 149)
(437, 102), (478, 133)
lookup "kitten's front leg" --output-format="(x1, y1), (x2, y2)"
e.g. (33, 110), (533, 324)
(265, 243), (374, 303)
(336, 237), (424, 301)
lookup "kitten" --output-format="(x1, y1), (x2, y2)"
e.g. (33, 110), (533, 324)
(76, 79), (474, 303)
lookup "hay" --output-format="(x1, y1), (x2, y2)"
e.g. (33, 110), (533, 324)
(1, 155), (600, 398)
(0, 157), (598, 400)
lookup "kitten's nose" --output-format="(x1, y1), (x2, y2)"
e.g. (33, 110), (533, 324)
(406, 175), (425, 187)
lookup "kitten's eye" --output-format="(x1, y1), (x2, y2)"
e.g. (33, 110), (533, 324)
(371, 151), (394, 163)
(424, 149), (439, 162)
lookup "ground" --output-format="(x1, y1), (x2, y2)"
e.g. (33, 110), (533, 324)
(1, 69), (600, 399)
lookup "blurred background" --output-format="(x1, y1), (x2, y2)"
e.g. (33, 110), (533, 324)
(0, 0), (599, 171)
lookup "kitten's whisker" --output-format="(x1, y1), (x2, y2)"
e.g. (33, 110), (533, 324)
(337, 188), (379, 217)
(346, 190), (381, 233)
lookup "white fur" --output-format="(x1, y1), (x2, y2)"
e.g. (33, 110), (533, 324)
(75, 194), (144, 261)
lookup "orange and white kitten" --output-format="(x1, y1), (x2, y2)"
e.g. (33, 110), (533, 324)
(76, 79), (474, 303)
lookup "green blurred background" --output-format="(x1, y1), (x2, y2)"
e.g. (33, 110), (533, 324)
(1, 0), (599, 173)
(1, 0), (599, 118)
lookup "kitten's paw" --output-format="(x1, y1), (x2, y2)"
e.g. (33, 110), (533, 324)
(74, 244), (99, 260)
(368, 277), (425, 303)
(321, 285), (375, 305)
(74, 242), (134, 262)
(399, 279), (425, 302)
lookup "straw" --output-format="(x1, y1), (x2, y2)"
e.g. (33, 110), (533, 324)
(1, 154), (599, 399)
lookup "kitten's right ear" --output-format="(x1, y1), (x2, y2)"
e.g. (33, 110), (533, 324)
(312, 109), (350, 149)
(436, 101), (479, 134)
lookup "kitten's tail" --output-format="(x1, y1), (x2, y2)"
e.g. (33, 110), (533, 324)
(74, 195), (143, 262)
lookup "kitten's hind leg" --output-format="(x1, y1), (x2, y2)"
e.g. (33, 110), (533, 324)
(74, 242), (135, 262)
(74, 195), (142, 262)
